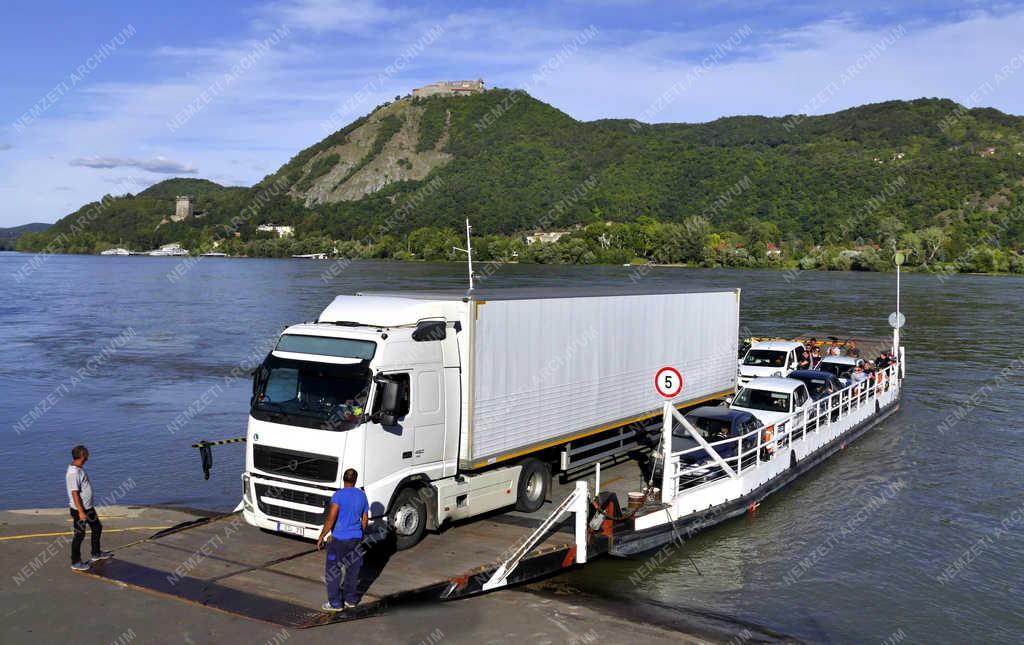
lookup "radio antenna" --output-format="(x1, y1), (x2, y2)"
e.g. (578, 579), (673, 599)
(452, 217), (475, 294)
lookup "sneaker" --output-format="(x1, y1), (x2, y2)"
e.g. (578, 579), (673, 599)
(344, 601), (357, 609)
(90, 551), (114, 562)
(321, 602), (343, 612)
(71, 561), (91, 571)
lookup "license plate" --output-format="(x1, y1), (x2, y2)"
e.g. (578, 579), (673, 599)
(277, 522), (304, 536)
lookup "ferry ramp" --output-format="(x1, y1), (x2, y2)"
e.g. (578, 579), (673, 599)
(78, 460), (649, 628)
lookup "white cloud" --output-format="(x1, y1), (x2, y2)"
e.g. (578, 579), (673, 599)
(69, 156), (197, 174)
(259, 0), (400, 32)
(500, 11), (1024, 123)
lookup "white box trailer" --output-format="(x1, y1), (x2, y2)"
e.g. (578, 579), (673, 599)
(465, 289), (740, 468)
(241, 287), (739, 549)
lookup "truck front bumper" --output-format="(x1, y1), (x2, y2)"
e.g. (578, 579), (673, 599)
(242, 473), (332, 540)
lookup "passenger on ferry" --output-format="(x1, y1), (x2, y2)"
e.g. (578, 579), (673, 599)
(851, 365), (868, 388)
(847, 341), (860, 357)
(810, 346), (822, 368)
(864, 361), (877, 387)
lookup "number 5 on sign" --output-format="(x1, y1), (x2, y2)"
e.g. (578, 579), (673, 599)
(655, 366), (683, 399)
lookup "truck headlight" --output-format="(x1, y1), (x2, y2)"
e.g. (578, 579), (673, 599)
(242, 473), (251, 502)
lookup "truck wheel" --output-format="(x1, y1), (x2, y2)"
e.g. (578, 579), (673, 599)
(515, 459), (549, 513)
(390, 487), (426, 551)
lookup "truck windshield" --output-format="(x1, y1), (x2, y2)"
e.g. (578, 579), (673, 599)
(251, 355), (371, 431)
(742, 350), (787, 368)
(733, 388), (791, 413)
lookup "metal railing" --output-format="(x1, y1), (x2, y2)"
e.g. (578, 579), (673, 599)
(481, 480), (589, 591)
(662, 361), (902, 498)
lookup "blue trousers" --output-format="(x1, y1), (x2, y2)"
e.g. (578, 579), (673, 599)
(324, 538), (362, 606)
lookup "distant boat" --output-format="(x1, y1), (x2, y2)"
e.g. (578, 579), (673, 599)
(101, 248), (130, 256)
(200, 252), (227, 257)
(148, 243), (189, 257)
(292, 253), (328, 259)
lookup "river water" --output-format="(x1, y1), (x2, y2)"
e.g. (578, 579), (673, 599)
(1, 252), (1021, 642)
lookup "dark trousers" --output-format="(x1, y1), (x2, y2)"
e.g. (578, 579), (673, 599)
(69, 507), (102, 564)
(324, 538), (362, 606)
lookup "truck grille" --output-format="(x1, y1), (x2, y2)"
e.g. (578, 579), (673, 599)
(255, 483), (330, 525)
(253, 445), (338, 483)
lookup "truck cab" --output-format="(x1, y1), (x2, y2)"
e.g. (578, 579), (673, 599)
(737, 341), (806, 387)
(242, 297), (471, 550)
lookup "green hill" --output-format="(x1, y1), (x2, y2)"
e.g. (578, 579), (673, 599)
(0, 222), (50, 251)
(136, 178), (232, 199)
(20, 90), (1024, 272)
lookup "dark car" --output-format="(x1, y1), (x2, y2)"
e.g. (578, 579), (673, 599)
(787, 370), (845, 401)
(652, 407), (764, 487)
(788, 369), (847, 425)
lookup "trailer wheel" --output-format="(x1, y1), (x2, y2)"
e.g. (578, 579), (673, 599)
(390, 487), (427, 551)
(515, 458), (550, 513)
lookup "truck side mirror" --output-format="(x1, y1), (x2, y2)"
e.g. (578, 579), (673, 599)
(373, 379), (401, 425)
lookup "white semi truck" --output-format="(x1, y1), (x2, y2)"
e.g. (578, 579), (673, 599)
(241, 288), (739, 549)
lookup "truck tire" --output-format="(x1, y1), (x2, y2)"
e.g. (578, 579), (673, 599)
(515, 458), (550, 513)
(390, 487), (427, 551)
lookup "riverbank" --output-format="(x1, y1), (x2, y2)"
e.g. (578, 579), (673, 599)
(1, 505), (721, 645)
(8, 248), (1024, 278)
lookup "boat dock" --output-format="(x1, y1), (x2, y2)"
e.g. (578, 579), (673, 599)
(73, 458), (650, 628)
(2, 508), (701, 644)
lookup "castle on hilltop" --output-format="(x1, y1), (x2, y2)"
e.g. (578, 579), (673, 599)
(171, 195), (193, 222)
(412, 79), (485, 98)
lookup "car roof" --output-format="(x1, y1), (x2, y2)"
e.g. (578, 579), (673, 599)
(686, 406), (754, 423)
(788, 370), (837, 380)
(750, 340), (803, 351)
(740, 377), (804, 393)
(818, 356), (861, 365)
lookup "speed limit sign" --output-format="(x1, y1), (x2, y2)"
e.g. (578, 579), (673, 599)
(655, 366), (683, 399)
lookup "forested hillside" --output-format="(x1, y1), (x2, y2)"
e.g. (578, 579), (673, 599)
(19, 90), (1024, 273)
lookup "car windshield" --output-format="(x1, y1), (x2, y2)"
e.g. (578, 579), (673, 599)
(677, 416), (731, 441)
(801, 377), (831, 398)
(742, 349), (787, 367)
(733, 387), (791, 413)
(817, 362), (847, 378)
(252, 354), (371, 430)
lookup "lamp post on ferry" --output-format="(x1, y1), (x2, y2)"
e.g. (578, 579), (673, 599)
(891, 251), (906, 360)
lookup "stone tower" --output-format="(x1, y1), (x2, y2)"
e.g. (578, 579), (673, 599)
(173, 195), (194, 222)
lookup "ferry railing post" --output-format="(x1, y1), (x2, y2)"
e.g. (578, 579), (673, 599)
(755, 427), (761, 467)
(661, 401), (673, 504)
(574, 480), (588, 565)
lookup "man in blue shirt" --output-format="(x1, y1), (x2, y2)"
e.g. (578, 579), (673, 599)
(317, 468), (369, 611)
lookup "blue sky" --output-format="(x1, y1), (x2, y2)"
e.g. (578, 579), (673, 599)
(2, 0), (1023, 228)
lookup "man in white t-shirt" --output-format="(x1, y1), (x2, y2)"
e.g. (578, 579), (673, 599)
(66, 445), (112, 571)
